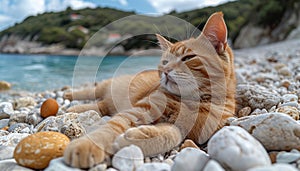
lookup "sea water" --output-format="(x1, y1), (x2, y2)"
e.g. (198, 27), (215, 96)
(0, 54), (160, 92)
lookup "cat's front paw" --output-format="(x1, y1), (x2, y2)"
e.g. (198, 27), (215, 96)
(63, 92), (73, 100)
(64, 137), (105, 168)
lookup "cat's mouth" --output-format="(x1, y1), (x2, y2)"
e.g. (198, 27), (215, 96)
(165, 74), (176, 85)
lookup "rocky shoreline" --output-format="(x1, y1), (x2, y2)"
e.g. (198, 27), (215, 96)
(0, 38), (161, 57)
(1, 39), (300, 170)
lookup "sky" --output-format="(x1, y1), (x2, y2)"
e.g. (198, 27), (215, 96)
(0, 0), (232, 31)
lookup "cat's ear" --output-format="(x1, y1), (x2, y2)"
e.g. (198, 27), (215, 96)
(201, 12), (227, 54)
(156, 34), (173, 51)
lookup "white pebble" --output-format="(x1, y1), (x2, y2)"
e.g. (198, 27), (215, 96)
(112, 145), (144, 171)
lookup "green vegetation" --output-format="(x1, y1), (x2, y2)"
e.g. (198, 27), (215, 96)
(0, 0), (298, 50)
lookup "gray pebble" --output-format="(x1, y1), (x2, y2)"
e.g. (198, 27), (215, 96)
(56, 91), (64, 98)
(8, 112), (28, 126)
(236, 84), (281, 111)
(56, 97), (64, 105)
(276, 151), (300, 163)
(282, 94), (298, 102)
(0, 102), (14, 119)
(280, 102), (299, 108)
(89, 163), (107, 171)
(14, 97), (36, 109)
(208, 126), (271, 171)
(172, 147), (209, 171)
(25, 112), (43, 126)
(8, 123), (31, 133)
(136, 163), (171, 171)
(231, 113), (300, 151)
(0, 133), (29, 147)
(203, 160), (225, 171)
(112, 145), (144, 171)
(0, 119), (9, 129)
(0, 146), (15, 160)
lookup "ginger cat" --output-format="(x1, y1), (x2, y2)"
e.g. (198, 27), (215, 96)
(63, 12), (236, 168)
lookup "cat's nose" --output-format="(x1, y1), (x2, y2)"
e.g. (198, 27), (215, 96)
(164, 68), (172, 75)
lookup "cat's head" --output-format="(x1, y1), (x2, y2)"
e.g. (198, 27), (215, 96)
(157, 12), (235, 99)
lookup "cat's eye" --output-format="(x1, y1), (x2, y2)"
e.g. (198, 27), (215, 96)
(162, 60), (168, 65)
(181, 55), (197, 62)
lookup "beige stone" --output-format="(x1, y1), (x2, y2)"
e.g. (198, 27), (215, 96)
(13, 131), (70, 170)
(0, 81), (11, 91)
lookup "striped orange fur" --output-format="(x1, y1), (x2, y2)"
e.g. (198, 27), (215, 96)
(64, 12), (236, 168)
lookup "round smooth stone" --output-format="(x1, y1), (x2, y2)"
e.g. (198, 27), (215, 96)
(13, 131), (70, 170)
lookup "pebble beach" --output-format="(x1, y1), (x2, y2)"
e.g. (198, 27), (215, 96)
(1, 39), (300, 171)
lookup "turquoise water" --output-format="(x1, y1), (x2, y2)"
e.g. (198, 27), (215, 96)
(0, 54), (160, 92)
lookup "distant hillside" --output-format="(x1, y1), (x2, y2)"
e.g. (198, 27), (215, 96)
(0, 0), (299, 55)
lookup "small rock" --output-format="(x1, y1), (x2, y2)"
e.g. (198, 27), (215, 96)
(0, 159), (34, 171)
(56, 97), (64, 105)
(231, 113), (300, 151)
(180, 139), (199, 150)
(269, 152), (279, 163)
(276, 106), (300, 120)
(280, 101), (298, 108)
(112, 145), (144, 171)
(14, 131), (70, 170)
(35, 111), (103, 139)
(8, 112), (28, 125)
(203, 160), (225, 171)
(282, 94), (298, 103)
(0, 130), (9, 136)
(64, 99), (71, 106)
(278, 67), (292, 76)
(0, 146), (15, 160)
(26, 111), (43, 126)
(247, 163), (298, 171)
(281, 80), (291, 88)
(89, 163), (107, 171)
(0, 102), (14, 119)
(238, 106), (252, 118)
(250, 108), (268, 115)
(208, 126), (271, 171)
(163, 158), (174, 166)
(136, 163), (171, 171)
(44, 157), (81, 171)
(40, 98), (59, 118)
(274, 63), (286, 70)
(276, 151), (300, 163)
(0, 133), (29, 147)
(236, 84), (281, 111)
(235, 70), (246, 84)
(0, 119), (9, 129)
(60, 122), (83, 139)
(56, 91), (64, 98)
(225, 117), (237, 125)
(172, 147), (209, 171)
(0, 81), (11, 91)
(14, 97), (36, 109)
(8, 123), (31, 133)
(43, 92), (56, 99)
